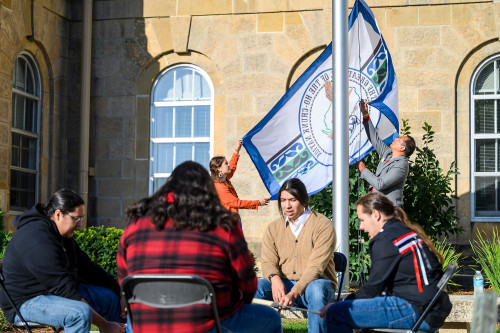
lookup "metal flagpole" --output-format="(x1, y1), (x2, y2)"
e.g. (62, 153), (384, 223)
(332, 0), (350, 291)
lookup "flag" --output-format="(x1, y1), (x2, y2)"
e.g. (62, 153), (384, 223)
(242, 0), (398, 199)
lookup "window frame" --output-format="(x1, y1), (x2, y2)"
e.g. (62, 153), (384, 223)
(470, 54), (500, 221)
(149, 64), (214, 194)
(10, 52), (42, 213)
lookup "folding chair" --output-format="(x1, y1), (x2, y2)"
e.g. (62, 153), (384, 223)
(334, 251), (348, 302)
(0, 261), (62, 333)
(121, 274), (223, 333)
(366, 263), (458, 333)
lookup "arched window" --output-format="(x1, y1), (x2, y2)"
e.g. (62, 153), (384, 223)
(471, 55), (500, 220)
(10, 53), (41, 211)
(149, 64), (214, 193)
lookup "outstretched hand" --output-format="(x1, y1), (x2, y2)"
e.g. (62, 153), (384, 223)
(259, 198), (270, 206)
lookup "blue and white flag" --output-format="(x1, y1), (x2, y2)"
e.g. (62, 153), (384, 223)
(242, 0), (399, 199)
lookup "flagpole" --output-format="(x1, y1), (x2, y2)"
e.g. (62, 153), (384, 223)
(332, 0), (349, 291)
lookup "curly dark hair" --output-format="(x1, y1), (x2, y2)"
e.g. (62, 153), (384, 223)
(126, 161), (237, 231)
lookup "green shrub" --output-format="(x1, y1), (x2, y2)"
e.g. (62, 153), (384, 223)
(74, 226), (123, 279)
(470, 229), (500, 293)
(0, 231), (12, 259)
(310, 151), (379, 283)
(434, 238), (462, 287)
(0, 207), (5, 232)
(401, 120), (463, 240)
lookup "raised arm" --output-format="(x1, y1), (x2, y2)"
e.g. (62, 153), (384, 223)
(360, 102), (391, 157)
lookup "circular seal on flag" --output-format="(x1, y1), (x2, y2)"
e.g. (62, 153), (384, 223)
(298, 68), (381, 166)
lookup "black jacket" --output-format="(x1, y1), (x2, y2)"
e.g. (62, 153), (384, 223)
(346, 219), (452, 328)
(0, 204), (119, 322)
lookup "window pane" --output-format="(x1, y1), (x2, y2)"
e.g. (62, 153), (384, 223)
(10, 169), (36, 211)
(194, 72), (211, 100)
(13, 94), (25, 129)
(175, 143), (192, 167)
(156, 143), (174, 173)
(154, 70), (174, 102)
(475, 100), (495, 134)
(153, 178), (167, 192)
(475, 61), (495, 95)
(154, 107), (173, 138)
(194, 143), (210, 168)
(475, 177), (498, 213)
(25, 98), (37, 132)
(25, 63), (35, 95)
(14, 57), (26, 91)
(193, 106), (210, 137)
(174, 68), (193, 101)
(175, 106), (192, 137)
(476, 139), (496, 172)
(11, 133), (37, 170)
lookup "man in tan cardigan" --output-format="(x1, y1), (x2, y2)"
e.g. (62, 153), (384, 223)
(255, 178), (337, 333)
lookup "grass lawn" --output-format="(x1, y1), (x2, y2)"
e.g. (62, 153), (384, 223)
(282, 318), (308, 333)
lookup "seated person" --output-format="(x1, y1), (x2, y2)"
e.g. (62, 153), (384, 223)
(117, 161), (282, 333)
(320, 193), (452, 333)
(255, 178), (337, 333)
(0, 188), (125, 333)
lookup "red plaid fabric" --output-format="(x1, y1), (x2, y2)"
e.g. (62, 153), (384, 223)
(117, 218), (257, 333)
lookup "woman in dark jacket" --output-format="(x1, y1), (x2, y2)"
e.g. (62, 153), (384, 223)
(320, 192), (452, 332)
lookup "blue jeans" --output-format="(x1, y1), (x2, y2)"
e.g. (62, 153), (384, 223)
(208, 303), (282, 333)
(325, 296), (439, 333)
(255, 277), (335, 333)
(125, 303), (282, 333)
(15, 284), (122, 333)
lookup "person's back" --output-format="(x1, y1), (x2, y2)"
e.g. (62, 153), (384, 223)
(118, 161), (281, 333)
(118, 217), (254, 332)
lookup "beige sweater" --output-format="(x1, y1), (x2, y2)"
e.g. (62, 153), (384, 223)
(261, 211), (337, 295)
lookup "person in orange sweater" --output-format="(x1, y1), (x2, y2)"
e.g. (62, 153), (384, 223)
(210, 139), (269, 214)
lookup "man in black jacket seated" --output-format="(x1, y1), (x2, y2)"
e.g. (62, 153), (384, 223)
(0, 189), (125, 333)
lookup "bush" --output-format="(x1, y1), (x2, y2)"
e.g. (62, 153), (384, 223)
(310, 151), (379, 283)
(0, 207), (5, 232)
(310, 119), (463, 284)
(74, 226), (123, 279)
(401, 120), (463, 240)
(434, 238), (462, 287)
(0, 231), (12, 259)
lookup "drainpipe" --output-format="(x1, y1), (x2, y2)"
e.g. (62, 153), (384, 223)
(79, 0), (92, 226)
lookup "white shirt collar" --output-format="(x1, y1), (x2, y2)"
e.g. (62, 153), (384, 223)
(285, 207), (312, 238)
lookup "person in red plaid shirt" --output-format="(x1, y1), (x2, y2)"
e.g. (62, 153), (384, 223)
(117, 161), (282, 333)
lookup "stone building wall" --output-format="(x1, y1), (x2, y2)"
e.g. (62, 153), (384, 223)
(2, 0), (500, 252)
(84, 0), (499, 249)
(0, 0), (71, 229)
